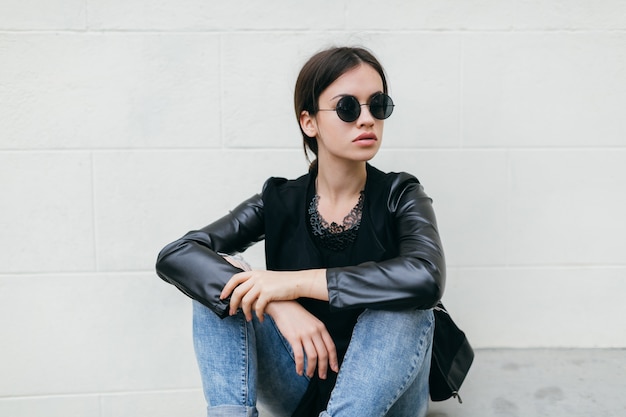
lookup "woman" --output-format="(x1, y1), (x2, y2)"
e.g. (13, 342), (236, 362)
(156, 46), (445, 417)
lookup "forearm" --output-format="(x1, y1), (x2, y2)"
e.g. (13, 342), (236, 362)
(156, 238), (242, 318)
(326, 181), (445, 311)
(220, 267), (329, 321)
(326, 258), (444, 311)
(155, 193), (265, 317)
(295, 268), (329, 301)
(262, 268), (328, 318)
(265, 300), (299, 318)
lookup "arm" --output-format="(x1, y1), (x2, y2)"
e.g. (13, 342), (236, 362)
(221, 268), (327, 320)
(221, 179), (444, 315)
(326, 180), (445, 311)
(265, 301), (338, 379)
(155, 194), (265, 318)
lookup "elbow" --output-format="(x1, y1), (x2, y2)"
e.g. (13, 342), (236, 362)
(412, 259), (446, 309)
(155, 249), (173, 283)
(425, 268), (445, 308)
(155, 239), (187, 283)
(155, 251), (169, 280)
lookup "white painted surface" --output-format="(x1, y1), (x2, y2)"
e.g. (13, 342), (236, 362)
(1, 0), (625, 414)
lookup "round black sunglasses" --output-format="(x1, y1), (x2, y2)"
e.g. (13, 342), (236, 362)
(318, 93), (395, 123)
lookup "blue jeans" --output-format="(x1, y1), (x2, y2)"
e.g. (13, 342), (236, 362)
(193, 301), (434, 417)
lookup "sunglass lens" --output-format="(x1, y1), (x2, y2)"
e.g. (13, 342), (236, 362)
(370, 94), (394, 120)
(335, 96), (361, 122)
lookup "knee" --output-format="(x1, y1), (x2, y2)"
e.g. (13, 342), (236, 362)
(357, 308), (434, 333)
(348, 308), (435, 363)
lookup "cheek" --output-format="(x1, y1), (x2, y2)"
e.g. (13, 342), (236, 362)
(317, 118), (346, 141)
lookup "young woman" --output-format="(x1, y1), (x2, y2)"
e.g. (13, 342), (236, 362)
(156, 46), (445, 417)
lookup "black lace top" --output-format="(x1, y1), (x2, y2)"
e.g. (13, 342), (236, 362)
(308, 190), (364, 251)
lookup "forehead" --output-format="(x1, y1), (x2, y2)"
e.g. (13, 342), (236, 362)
(321, 64), (384, 99)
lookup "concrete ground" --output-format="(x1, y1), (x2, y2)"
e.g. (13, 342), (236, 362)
(427, 349), (625, 417)
(259, 349), (626, 416)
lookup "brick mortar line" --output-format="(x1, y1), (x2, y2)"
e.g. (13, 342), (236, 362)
(0, 388), (202, 401)
(1, 29), (626, 34)
(2, 264), (626, 278)
(1, 147), (626, 153)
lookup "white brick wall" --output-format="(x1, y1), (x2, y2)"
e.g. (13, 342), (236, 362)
(1, 1), (625, 415)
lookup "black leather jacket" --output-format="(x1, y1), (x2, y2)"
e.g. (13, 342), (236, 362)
(156, 164), (445, 318)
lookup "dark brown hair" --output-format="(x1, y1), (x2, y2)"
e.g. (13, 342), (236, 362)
(294, 46), (389, 168)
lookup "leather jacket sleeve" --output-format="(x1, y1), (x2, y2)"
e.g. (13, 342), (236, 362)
(155, 194), (265, 318)
(156, 174), (444, 316)
(326, 177), (446, 311)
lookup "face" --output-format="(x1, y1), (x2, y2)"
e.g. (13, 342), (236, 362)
(300, 64), (386, 166)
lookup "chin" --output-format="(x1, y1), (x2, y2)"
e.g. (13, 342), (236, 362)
(352, 149), (380, 162)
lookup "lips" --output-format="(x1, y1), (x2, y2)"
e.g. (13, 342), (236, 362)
(353, 132), (378, 142)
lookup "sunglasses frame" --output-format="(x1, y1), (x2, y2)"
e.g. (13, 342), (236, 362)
(318, 93), (395, 123)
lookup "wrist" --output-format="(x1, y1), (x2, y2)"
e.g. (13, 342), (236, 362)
(297, 269), (328, 301)
(264, 300), (283, 317)
(265, 300), (300, 319)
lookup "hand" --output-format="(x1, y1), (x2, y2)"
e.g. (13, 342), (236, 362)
(266, 301), (339, 379)
(220, 268), (328, 322)
(220, 269), (298, 321)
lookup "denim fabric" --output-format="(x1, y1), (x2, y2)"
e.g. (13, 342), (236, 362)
(321, 308), (434, 417)
(193, 300), (434, 417)
(193, 300), (310, 416)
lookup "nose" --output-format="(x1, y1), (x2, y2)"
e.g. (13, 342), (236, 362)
(357, 103), (375, 126)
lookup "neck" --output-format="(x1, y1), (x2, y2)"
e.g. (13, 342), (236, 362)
(315, 160), (367, 203)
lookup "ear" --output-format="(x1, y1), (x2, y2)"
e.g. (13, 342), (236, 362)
(299, 110), (318, 138)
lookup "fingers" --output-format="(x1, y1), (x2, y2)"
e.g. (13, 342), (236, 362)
(254, 297), (271, 322)
(228, 282), (269, 322)
(220, 271), (248, 300)
(301, 338), (319, 378)
(299, 331), (337, 380)
(324, 333), (339, 373)
(231, 281), (257, 321)
(310, 336), (328, 379)
(293, 342), (305, 377)
(322, 331), (339, 374)
(270, 303), (339, 380)
(221, 272), (257, 320)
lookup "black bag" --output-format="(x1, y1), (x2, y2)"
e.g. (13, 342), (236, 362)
(429, 302), (474, 403)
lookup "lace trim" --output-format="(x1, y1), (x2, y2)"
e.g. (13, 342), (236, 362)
(308, 191), (364, 251)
